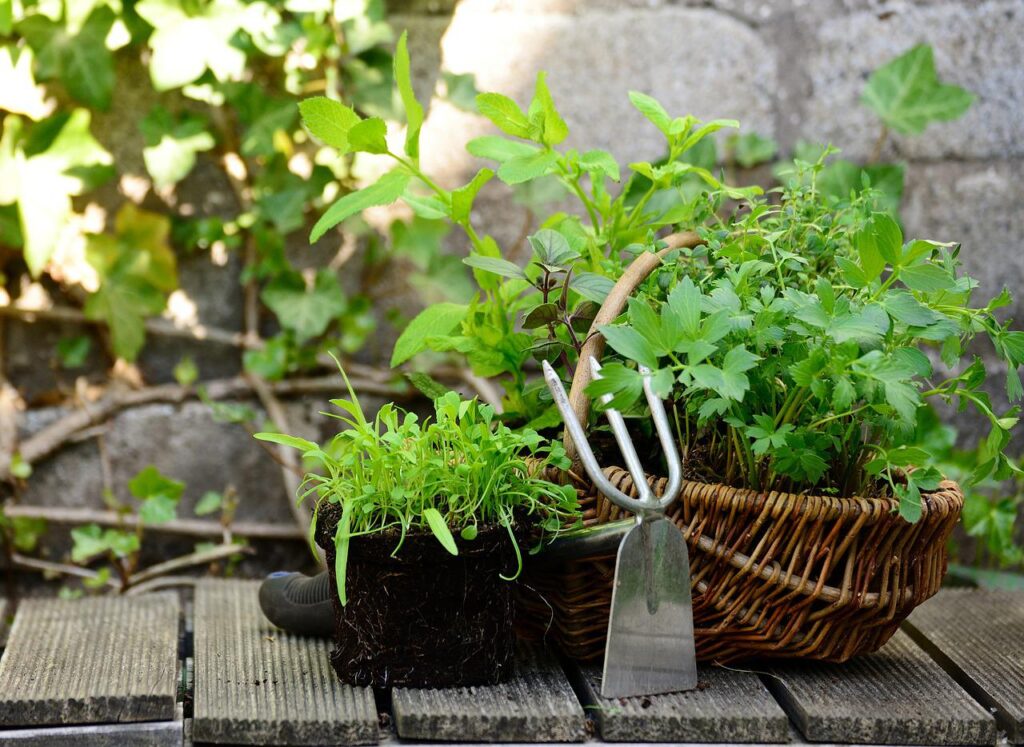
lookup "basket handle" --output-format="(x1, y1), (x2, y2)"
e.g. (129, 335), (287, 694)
(564, 230), (704, 466)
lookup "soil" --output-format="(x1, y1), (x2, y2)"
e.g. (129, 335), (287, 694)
(315, 502), (526, 688)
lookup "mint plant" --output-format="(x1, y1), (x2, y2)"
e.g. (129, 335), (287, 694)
(256, 363), (581, 603)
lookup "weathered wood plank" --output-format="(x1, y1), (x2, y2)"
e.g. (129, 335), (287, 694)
(577, 664), (789, 743)
(192, 579), (377, 746)
(765, 630), (995, 745)
(906, 588), (1024, 744)
(0, 719), (182, 746)
(392, 647), (586, 743)
(0, 593), (179, 727)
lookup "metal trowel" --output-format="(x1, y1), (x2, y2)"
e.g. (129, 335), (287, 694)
(542, 357), (697, 698)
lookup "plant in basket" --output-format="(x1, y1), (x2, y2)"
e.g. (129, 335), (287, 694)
(298, 34), (1024, 662)
(255, 364), (579, 688)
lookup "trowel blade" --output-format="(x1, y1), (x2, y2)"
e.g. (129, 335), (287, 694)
(601, 516), (697, 698)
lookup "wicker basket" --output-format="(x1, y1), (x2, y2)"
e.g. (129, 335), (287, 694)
(518, 233), (964, 664)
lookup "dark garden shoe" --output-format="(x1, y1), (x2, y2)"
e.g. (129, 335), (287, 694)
(258, 571), (334, 637)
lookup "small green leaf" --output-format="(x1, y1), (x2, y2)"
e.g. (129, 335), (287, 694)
(497, 149), (558, 185)
(900, 264), (956, 292)
(528, 228), (579, 267)
(462, 255), (526, 280)
(466, 136), (539, 163)
(254, 432), (320, 452)
(571, 273), (614, 303)
(129, 465), (185, 504)
(310, 170), (410, 242)
(194, 491), (223, 516)
(451, 168), (494, 224)
(862, 44), (974, 135)
(628, 90), (672, 135)
(476, 92), (532, 139)
(394, 31), (424, 158)
(405, 372), (450, 400)
(299, 96), (361, 152)
(727, 132), (778, 168)
(460, 524), (478, 541)
(423, 507), (458, 555)
(139, 494), (178, 524)
(522, 303), (560, 329)
(9, 453), (32, 479)
(578, 150), (620, 182)
(346, 117), (388, 154)
(391, 302), (468, 366)
(262, 270), (346, 342)
(529, 71), (568, 146)
(56, 335), (92, 369)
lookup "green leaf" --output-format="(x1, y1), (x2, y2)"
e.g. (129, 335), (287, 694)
(129, 465), (185, 503)
(476, 92), (532, 138)
(586, 361), (645, 411)
(194, 491), (223, 516)
(298, 96), (361, 152)
(347, 117), (388, 154)
(529, 71), (568, 146)
(173, 356), (199, 387)
(262, 270), (347, 342)
(254, 431), (320, 452)
(394, 30), (424, 158)
(56, 335), (92, 369)
(528, 228), (579, 268)
(578, 149), (620, 182)
(599, 325), (659, 370)
(497, 149), (558, 185)
(423, 507), (458, 555)
(883, 291), (941, 327)
(71, 524), (110, 563)
(900, 263), (956, 292)
(137, 0), (246, 90)
(139, 106), (215, 190)
(0, 47), (49, 119)
(451, 168), (494, 224)
(139, 494), (178, 524)
(462, 255), (526, 280)
(628, 90), (672, 135)
(405, 372), (450, 401)
(522, 302), (560, 329)
(310, 169), (410, 242)
(61, 7), (115, 109)
(895, 481), (922, 523)
(862, 44), (974, 135)
(391, 302), (467, 366)
(9, 452), (31, 479)
(727, 132), (778, 168)
(571, 272), (614, 303)
(466, 136), (539, 163)
(691, 345), (759, 401)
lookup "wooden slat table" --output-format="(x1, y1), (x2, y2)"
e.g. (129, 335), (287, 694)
(0, 583), (1018, 746)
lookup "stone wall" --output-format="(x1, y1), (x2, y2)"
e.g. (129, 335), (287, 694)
(4, 0), (1022, 569)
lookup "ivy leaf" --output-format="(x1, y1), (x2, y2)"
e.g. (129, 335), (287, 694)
(298, 96), (361, 152)
(391, 302), (468, 366)
(862, 44), (974, 135)
(129, 465), (185, 503)
(0, 47), (50, 119)
(261, 270), (347, 342)
(137, 0), (246, 90)
(83, 204), (176, 360)
(139, 495), (178, 524)
(194, 491), (223, 516)
(139, 106), (215, 190)
(310, 169), (410, 242)
(394, 30), (424, 158)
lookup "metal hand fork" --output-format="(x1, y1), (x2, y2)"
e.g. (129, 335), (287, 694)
(542, 357), (697, 698)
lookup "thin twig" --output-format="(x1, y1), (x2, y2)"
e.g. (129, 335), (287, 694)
(0, 373), (406, 481)
(127, 542), (249, 587)
(124, 575), (199, 595)
(2, 504), (305, 539)
(9, 552), (119, 587)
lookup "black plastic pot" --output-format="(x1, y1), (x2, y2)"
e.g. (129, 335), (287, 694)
(314, 502), (524, 688)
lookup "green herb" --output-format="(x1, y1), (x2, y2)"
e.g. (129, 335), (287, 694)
(255, 359), (581, 604)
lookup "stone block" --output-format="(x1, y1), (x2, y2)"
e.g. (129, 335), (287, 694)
(799, 1), (1024, 161)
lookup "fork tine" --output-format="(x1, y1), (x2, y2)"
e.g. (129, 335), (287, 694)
(589, 358), (655, 506)
(541, 361), (644, 514)
(639, 366), (682, 508)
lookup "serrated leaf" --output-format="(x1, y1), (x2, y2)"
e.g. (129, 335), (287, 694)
(476, 92), (532, 138)
(298, 96), (361, 152)
(451, 168), (493, 224)
(310, 169), (410, 242)
(347, 116), (388, 154)
(530, 71), (568, 146)
(862, 44), (974, 135)
(578, 149), (620, 182)
(391, 302), (467, 366)
(497, 148), (558, 185)
(466, 135), (539, 163)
